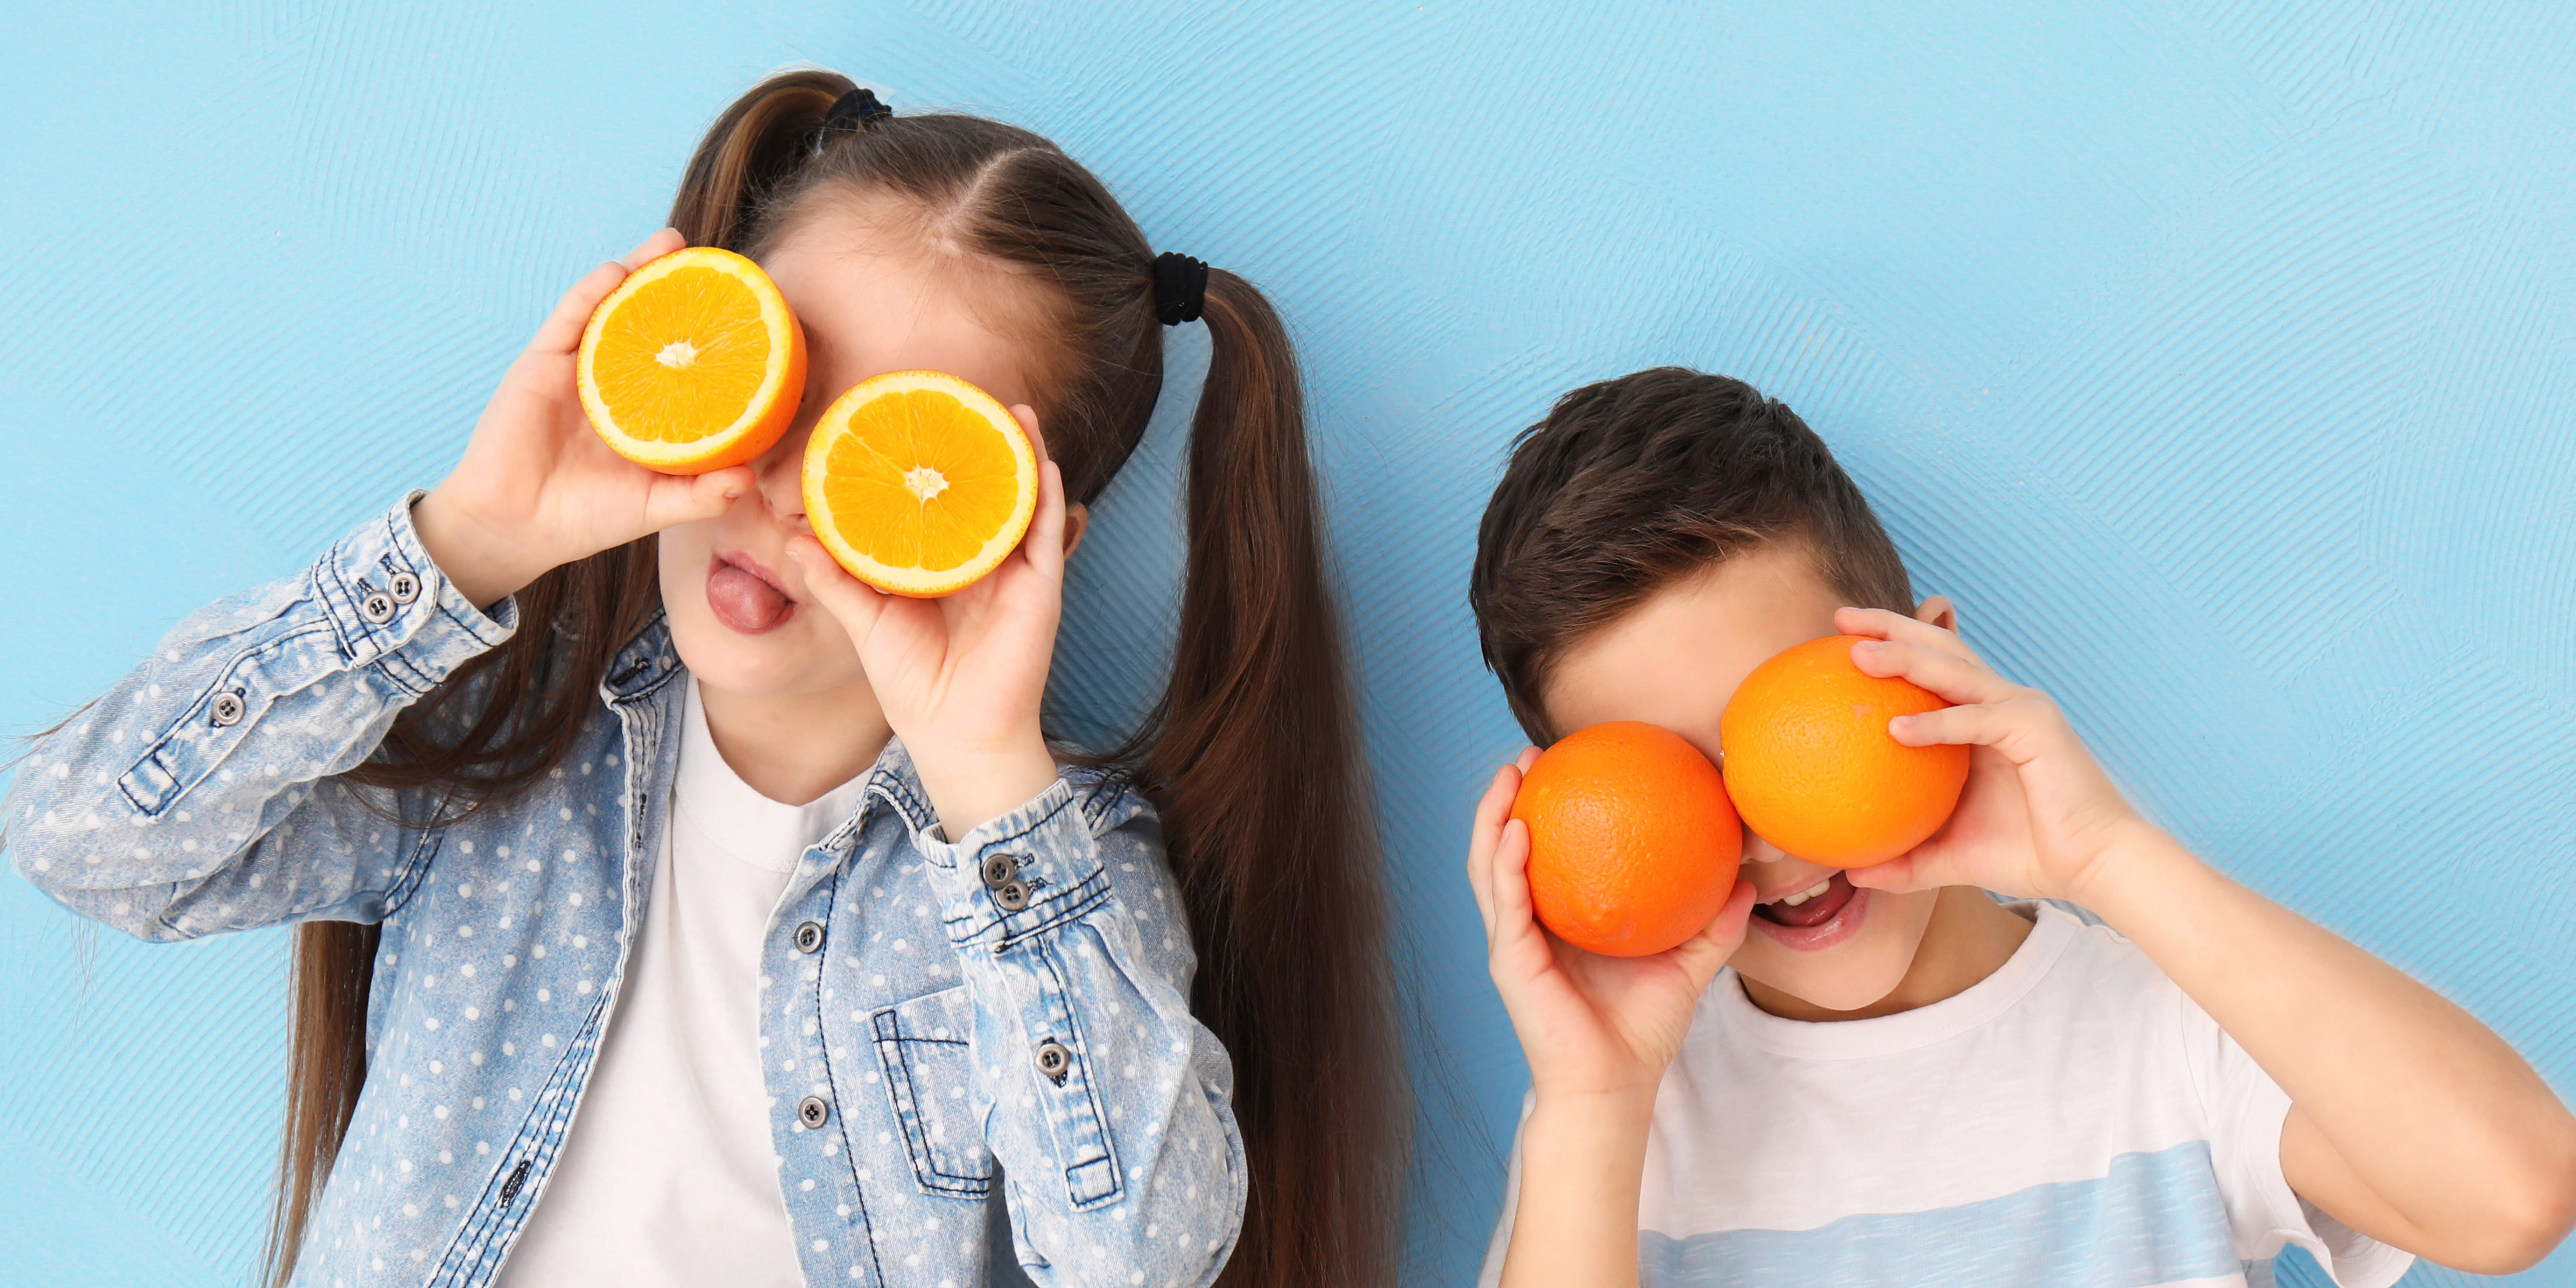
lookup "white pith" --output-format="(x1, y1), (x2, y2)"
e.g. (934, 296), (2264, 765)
(902, 465), (950, 502)
(654, 340), (698, 369)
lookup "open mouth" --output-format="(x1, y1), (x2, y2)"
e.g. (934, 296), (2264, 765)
(705, 553), (798, 635)
(1749, 870), (1867, 951)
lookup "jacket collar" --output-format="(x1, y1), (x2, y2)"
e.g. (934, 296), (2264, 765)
(601, 613), (685, 704)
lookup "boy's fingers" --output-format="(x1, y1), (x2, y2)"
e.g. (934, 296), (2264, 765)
(1852, 638), (2017, 707)
(1672, 878), (1758, 986)
(1490, 817), (1538, 940)
(1889, 694), (2054, 764)
(1468, 763), (1528, 930)
(1836, 606), (1981, 662)
(1847, 853), (1941, 894)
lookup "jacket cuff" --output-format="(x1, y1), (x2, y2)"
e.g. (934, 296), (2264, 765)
(909, 778), (1114, 952)
(326, 491), (518, 693)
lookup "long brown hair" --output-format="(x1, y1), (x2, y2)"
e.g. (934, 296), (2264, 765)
(269, 69), (1405, 1288)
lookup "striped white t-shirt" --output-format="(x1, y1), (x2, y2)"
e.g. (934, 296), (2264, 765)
(1480, 901), (2412, 1288)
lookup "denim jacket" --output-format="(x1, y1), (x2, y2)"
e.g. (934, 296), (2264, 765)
(4, 495), (1247, 1288)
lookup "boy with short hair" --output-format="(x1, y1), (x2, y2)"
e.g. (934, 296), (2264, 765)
(1462, 368), (2576, 1287)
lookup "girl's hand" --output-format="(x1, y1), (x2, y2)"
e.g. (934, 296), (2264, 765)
(412, 228), (753, 608)
(785, 407), (1066, 838)
(1836, 606), (2151, 905)
(1467, 751), (1759, 1105)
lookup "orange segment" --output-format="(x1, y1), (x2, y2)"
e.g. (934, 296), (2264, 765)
(801, 370), (1039, 598)
(577, 246), (806, 474)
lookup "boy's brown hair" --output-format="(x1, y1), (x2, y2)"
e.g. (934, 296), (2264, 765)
(1469, 367), (1916, 743)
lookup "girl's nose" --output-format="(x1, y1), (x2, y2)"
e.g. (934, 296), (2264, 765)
(752, 430), (811, 524)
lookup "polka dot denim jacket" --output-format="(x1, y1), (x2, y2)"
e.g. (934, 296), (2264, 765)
(5, 496), (1248, 1288)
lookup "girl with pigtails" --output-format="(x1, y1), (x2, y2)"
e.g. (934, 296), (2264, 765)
(4, 70), (1405, 1288)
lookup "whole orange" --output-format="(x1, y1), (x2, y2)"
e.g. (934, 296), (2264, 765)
(1718, 634), (1969, 867)
(1509, 721), (1744, 958)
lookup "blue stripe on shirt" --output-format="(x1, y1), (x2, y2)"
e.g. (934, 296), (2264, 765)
(1640, 1141), (2243, 1287)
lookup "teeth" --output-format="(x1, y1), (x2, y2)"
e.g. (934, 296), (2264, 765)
(1778, 878), (1834, 908)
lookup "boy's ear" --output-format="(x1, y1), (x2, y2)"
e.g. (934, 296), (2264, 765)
(1914, 594), (1957, 633)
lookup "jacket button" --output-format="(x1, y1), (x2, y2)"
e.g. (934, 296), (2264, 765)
(797, 1096), (830, 1128)
(793, 920), (825, 954)
(209, 691), (246, 728)
(389, 570), (421, 604)
(979, 853), (1019, 890)
(994, 880), (1030, 913)
(359, 591), (396, 624)
(1034, 1039), (1071, 1086)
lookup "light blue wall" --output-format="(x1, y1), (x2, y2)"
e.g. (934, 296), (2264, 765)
(3, 2), (2570, 1285)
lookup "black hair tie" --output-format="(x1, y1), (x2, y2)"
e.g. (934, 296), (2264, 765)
(1153, 252), (1208, 326)
(822, 87), (892, 133)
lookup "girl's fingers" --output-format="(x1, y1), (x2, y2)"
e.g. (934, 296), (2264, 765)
(531, 259), (634, 355)
(620, 227), (684, 271)
(1516, 744), (1541, 772)
(1851, 637), (2019, 707)
(529, 230), (683, 357)
(1020, 460), (1068, 583)
(1010, 403), (1049, 463)
(784, 536), (888, 640)
(640, 467), (753, 532)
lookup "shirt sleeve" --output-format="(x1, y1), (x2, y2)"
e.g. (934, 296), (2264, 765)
(1476, 1090), (1537, 1288)
(2176, 989), (2415, 1288)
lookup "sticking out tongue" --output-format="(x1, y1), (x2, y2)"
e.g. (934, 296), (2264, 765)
(1756, 870), (1857, 928)
(706, 560), (790, 634)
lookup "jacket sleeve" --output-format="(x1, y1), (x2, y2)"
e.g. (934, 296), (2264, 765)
(3, 493), (517, 941)
(910, 775), (1247, 1288)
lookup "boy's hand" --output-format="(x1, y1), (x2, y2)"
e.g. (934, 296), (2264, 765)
(1467, 751), (1759, 1104)
(1833, 606), (2148, 905)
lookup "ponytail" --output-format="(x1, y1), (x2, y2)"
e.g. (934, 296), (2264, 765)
(1127, 270), (1408, 1287)
(270, 68), (1408, 1288)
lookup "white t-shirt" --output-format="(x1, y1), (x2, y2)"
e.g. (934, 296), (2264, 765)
(1480, 901), (2414, 1288)
(500, 677), (867, 1287)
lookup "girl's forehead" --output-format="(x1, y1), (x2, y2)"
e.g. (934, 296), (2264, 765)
(756, 210), (1050, 411)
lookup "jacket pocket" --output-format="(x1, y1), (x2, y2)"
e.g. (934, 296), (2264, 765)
(870, 985), (993, 1199)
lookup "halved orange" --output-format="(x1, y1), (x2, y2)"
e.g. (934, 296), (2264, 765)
(577, 246), (806, 474)
(801, 370), (1039, 598)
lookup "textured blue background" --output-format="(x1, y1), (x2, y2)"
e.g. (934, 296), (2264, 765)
(3, 2), (2571, 1285)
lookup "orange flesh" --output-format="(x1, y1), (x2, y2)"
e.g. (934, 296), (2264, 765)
(588, 266), (772, 444)
(820, 389), (1024, 571)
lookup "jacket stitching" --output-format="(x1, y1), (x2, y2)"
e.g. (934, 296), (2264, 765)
(117, 620), (334, 818)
